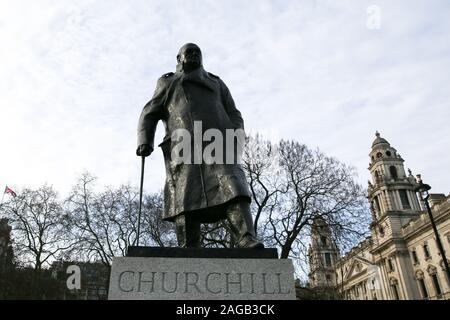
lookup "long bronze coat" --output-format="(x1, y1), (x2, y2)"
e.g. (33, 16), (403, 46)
(137, 67), (251, 222)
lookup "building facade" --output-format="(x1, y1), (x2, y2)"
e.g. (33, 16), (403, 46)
(309, 132), (450, 300)
(308, 216), (340, 288)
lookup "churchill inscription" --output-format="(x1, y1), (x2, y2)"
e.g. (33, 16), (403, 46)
(108, 257), (296, 300)
(117, 271), (289, 295)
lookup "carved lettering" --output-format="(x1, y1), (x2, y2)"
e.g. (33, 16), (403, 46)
(118, 271), (135, 292)
(276, 273), (290, 294)
(113, 267), (293, 298)
(262, 273), (275, 294)
(249, 273), (255, 294)
(205, 272), (222, 294)
(138, 271), (155, 293)
(161, 272), (179, 293)
(184, 272), (202, 293)
(224, 272), (243, 294)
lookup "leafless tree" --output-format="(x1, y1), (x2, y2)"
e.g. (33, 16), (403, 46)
(3, 185), (73, 271)
(141, 192), (177, 247)
(243, 136), (370, 274)
(2, 185), (75, 296)
(65, 172), (176, 266)
(200, 221), (232, 248)
(243, 134), (284, 237)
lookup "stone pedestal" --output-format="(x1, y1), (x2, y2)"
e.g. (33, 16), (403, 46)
(108, 247), (296, 300)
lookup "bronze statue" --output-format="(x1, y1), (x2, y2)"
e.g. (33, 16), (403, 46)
(137, 43), (263, 249)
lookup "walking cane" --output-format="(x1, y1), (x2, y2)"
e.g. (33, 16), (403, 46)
(137, 155), (145, 246)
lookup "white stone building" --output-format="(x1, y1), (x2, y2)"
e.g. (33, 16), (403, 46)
(309, 132), (450, 300)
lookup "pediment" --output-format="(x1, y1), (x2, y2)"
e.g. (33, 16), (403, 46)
(344, 257), (374, 280)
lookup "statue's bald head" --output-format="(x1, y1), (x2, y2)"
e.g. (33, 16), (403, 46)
(177, 43), (202, 72)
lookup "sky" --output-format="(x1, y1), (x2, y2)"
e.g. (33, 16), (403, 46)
(1, 0), (449, 199)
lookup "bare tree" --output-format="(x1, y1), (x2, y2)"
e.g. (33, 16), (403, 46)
(274, 140), (369, 259)
(200, 221), (233, 248)
(141, 192), (177, 247)
(243, 134), (284, 237)
(3, 185), (73, 271)
(243, 136), (370, 279)
(3, 185), (75, 296)
(65, 172), (176, 266)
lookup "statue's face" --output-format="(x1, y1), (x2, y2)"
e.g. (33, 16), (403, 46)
(178, 44), (202, 70)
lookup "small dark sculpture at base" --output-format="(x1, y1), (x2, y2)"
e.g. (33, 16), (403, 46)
(136, 43), (263, 249)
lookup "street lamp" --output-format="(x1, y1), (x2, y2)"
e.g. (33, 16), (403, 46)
(414, 174), (450, 283)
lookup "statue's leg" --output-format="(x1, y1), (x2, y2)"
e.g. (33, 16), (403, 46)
(175, 215), (187, 247)
(175, 214), (201, 248)
(226, 200), (264, 249)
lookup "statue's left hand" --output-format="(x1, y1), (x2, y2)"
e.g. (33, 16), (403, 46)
(136, 144), (153, 157)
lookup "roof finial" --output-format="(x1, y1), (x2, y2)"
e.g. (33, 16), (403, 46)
(375, 130), (380, 137)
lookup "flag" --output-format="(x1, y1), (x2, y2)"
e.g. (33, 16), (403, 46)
(5, 186), (17, 197)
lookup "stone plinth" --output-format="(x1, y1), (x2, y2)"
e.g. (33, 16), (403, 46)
(126, 246), (279, 259)
(108, 247), (296, 300)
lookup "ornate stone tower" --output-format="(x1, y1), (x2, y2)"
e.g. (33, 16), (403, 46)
(367, 131), (421, 299)
(308, 216), (339, 289)
(368, 131), (421, 240)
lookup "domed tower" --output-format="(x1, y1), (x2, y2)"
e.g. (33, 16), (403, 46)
(368, 132), (421, 232)
(367, 132), (422, 299)
(308, 216), (339, 289)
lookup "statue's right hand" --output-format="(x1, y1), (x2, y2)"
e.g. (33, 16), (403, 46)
(136, 144), (153, 157)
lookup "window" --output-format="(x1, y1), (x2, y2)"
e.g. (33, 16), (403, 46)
(320, 236), (327, 246)
(423, 244), (431, 259)
(376, 152), (382, 158)
(386, 150), (392, 157)
(378, 226), (385, 237)
(391, 284), (400, 300)
(374, 196), (381, 213)
(389, 166), (398, 180)
(326, 274), (331, 281)
(431, 274), (442, 296)
(374, 170), (381, 183)
(324, 253), (332, 267)
(399, 190), (411, 209)
(387, 258), (395, 272)
(411, 250), (419, 264)
(418, 278), (428, 299)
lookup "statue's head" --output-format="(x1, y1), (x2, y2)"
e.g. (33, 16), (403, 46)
(176, 43), (202, 72)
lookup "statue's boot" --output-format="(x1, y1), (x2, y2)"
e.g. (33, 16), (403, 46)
(175, 214), (201, 248)
(226, 200), (264, 249)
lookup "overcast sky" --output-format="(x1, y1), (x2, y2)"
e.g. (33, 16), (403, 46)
(1, 0), (449, 199)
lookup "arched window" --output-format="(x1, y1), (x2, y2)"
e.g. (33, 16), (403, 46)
(389, 278), (400, 300)
(399, 190), (411, 209)
(415, 270), (428, 299)
(374, 197), (381, 215)
(427, 265), (442, 297)
(389, 166), (398, 180)
(374, 170), (381, 183)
